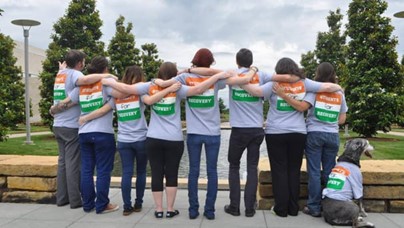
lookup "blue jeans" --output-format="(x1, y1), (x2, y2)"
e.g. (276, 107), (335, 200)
(187, 134), (220, 217)
(79, 132), (116, 213)
(305, 131), (339, 213)
(118, 140), (147, 210)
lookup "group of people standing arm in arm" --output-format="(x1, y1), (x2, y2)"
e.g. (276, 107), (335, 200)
(51, 47), (347, 221)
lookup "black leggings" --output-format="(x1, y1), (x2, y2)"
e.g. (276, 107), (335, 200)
(146, 137), (184, 192)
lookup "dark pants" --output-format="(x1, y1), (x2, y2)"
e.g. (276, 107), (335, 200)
(146, 137), (184, 192)
(228, 128), (264, 210)
(54, 127), (82, 208)
(266, 133), (306, 217)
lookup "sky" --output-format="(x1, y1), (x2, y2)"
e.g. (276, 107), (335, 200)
(1, 0), (404, 72)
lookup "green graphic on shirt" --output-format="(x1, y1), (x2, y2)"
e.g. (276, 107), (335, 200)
(326, 177), (345, 190)
(153, 103), (175, 115)
(80, 97), (103, 113)
(53, 89), (66, 103)
(117, 108), (141, 122)
(314, 107), (339, 122)
(277, 99), (295, 111)
(187, 95), (214, 108)
(232, 89), (259, 102)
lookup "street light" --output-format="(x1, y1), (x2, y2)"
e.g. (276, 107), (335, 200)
(11, 19), (40, 145)
(394, 11), (404, 18)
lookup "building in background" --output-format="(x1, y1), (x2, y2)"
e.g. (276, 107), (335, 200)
(13, 40), (45, 123)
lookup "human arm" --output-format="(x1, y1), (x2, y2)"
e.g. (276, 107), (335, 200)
(76, 73), (118, 86)
(142, 82), (182, 105)
(49, 97), (76, 116)
(338, 113), (347, 125)
(225, 67), (258, 86)
(79, 103), (112, 125)
(186, 72), (230, 96)
(272, 73), (300, 83)
(184, 67), (222, 76)
(153, 78), (177, 88)
(58, 61), (66, 73)
(272, 83), (311, 112)
(318, 82), (342, 92)
(240, 83), (264, 97)
(102, 78), (142, 95)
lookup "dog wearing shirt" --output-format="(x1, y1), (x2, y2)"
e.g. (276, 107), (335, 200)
(321, 138), (375, 228)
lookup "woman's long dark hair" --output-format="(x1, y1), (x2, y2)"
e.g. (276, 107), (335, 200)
(314, 62), (337, 83)
(275, 57), (305, 79)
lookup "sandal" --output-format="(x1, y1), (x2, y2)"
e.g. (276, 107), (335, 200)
(154, 211), (164, 219)
(166, 210), (180, 218)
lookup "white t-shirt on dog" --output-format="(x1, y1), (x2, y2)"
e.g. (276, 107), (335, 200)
(322, 161), (363, 201)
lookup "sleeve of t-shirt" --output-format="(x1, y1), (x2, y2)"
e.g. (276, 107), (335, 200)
(109, 98), (116, 110)
(135, 82), (151, 95)
(174, 73), (187, 84)
(178, 85), (189, 100)
(340, 92), (348, 113)
(304, 78), (322, 93)
(259, 71), (273, 84)
(104, 85), (115, 108)
(68, 87), (80, 103)
(72, 71), (84, 87)
(216, 78), (227, 90)
(261, 82), (273, 100)
(349, 169), (363, 199)
(303, 92), (316, 106)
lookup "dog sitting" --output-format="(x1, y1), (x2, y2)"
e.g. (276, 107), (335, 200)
(321, 138), (375, 228)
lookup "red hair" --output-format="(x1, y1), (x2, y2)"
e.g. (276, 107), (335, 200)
(191, 48), (215, 67)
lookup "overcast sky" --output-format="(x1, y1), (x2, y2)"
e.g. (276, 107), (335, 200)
(1, 0), (404, 71)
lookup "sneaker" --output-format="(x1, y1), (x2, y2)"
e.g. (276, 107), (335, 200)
(302, 206), (321, 217)
(134, 203), (142, 212)
(224, 205), (240, 216)
(123, 206), (134, 216)
(100, 203), (119, 214)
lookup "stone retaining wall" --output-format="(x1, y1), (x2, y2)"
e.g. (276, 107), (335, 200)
(0, 155), (57, 203)
(257, 158), (404, 213)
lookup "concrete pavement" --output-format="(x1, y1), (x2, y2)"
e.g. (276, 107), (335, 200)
(0, 188), (403, 228)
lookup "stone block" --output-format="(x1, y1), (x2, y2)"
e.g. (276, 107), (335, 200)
(259, 184), (308, 198)
(257, 198), (274, 210)
(0, 155), (57, 177)
(363, 172), (404, 185)
(363, 200), (386, 212)
(364, 186), (404, 199)
(2, 191), (55, 204)
(0, 176), (5, 188)
(390, 201), (404, 213)
(8, 177), (56, 192)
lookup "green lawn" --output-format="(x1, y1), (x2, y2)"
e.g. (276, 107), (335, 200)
(8, 124), (50, 134)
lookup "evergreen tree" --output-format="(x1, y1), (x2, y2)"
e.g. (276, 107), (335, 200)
(345, 0), (404, 137)
(300, 51), (317, 79)
(108, 15), (140, 78)
(39, 0), (105, 128)
(141, 43), (163, 81)
(0, 33), (25, 141)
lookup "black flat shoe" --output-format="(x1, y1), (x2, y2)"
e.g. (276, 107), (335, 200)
(166, 210), (179, 218)
(154, 211), (163, 218)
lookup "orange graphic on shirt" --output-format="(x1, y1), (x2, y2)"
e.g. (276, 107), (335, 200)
(331, 166), (351, 176)
(316, 92), (342, 105)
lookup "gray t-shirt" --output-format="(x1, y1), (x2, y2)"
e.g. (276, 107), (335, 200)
(53, 68), (83, 128)
(114, 82), (151, 143)
(322, 161), (363, 201)
(228, 68), (272, 128)
(305, 91), (348, 133)
(175, 73), (226, 136)
(261, 79), (322, 134)
(146, 85), (189, 141)
(70, 81), (115, 134)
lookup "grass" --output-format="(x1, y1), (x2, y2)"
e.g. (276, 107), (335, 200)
(8, 124), (50, 134)
(0, 134), (58, 156)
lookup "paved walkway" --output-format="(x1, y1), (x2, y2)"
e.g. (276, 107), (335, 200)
(0, 188), (403, 228)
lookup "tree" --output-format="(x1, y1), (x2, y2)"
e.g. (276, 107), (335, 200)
(140, 43), (163, 81)
(0, 33), (25, 141)
(107, 15), (141, 78)
(300, 9), (347, 83)
(345, 0), (404, 137)
(39, 0), (105, 128)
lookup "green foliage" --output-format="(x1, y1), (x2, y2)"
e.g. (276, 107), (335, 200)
(141, 43), (163, 81)
(107, 15), (141, 78)
(39, 0), (105, 129)
(345, 0), (404, 137)
(300, 9), (346, 83)
(0, 8), (3, 16)
(0, 33), (25, 141)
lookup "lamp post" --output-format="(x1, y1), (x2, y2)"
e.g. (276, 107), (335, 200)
(394, 11), (404, 18)
(11, 19), (40, 145)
